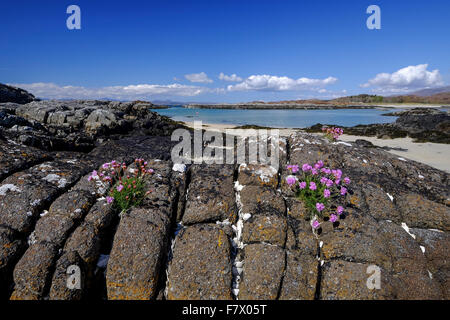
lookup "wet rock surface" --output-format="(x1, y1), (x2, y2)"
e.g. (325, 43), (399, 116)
(0, 98), (448, 300)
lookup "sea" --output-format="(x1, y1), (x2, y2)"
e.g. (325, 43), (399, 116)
(151, 106), (399, 128)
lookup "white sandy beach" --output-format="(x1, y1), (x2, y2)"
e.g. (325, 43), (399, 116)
(182, 121), (450, 173)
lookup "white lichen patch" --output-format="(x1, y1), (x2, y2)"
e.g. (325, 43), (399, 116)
(42, 174), (67, 188)
(398, 157), (406, 161)
(254, 165), (277, 183)
(172, 163), (186, 172)
(40, 210), (49, 217)
(27, 231), (37, 246)
(420, 246), (426, 254)
(243, 213), (252, 221)
(0, 184), (21, 196)
(401, 222), (416, 239)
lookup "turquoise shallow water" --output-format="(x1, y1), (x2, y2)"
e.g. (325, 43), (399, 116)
(151, 107), (398, 128)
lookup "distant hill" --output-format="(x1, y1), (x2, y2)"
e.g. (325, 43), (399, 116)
(407, 86), (450, 97)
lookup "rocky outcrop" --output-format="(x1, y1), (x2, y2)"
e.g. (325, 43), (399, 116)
(0, 84), (35, 104)
(0, 98), (448, 300)
(0, 99), (185, 152)
(308, 107), (450, 143)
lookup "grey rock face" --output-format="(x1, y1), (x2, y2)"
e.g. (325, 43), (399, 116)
(1, 99), (184, 152)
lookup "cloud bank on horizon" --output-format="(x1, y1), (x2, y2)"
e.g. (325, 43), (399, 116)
(361, 64), (443, 94)
(9, 64), (445, 101)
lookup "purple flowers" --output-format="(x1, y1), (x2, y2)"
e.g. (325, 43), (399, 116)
(316, 202), (325, 212)
(116, 184), (124, 192)
(330, 214), (338, 223)
(286, 176), (297, 187)
(285, 161), (350, 232)
(287, 164), (300, 173)
(106, 196), (114, 204)
(322, 126), (344, 141)
(311, 220), (321, 229)
(314, 160), (324, 169)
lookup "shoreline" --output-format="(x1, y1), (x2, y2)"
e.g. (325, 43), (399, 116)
(184, 103), (450, 110)
(182, 120), (450, 173)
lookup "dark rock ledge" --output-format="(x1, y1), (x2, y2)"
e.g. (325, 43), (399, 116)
(306, 107), (450, 144)
(0, 98), (449, 300)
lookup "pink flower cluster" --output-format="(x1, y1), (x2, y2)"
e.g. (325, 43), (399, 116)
(88, 159), (154, 209)
(322, 126), (344, 141)
(286, 161), (350, 230)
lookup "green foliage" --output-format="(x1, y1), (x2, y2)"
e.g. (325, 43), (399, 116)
(110, 176), (147, 211)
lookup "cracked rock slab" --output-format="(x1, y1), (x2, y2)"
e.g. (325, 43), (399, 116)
(239, 243), (285, 300)
(106, 207), (171, 300)
(183, 165), (237, 224)
(167, 224), (233, 300)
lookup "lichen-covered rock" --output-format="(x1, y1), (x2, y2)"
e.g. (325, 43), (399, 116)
(320, 260), (394, 300)
(0, 227), (25, 298)
(396, 193), (450, 231)
(238, 164), (278, 188)
(0, 139), (51, 182)
(183, 165), (237, 224)
(106, 208), (171, 300)
(10, 242), (58, 300)
(48, 251), (86, 300)
(239, 243), (285, 300)
(166, 224), (233, 300)
(279, 250), (317, 300)
(242, 215), (287, 247)
(239, 185), (285, 216)
(410, 227), (450, 298)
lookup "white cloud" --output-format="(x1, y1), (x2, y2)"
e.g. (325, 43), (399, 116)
(219, 72), (243, 82)
(184, 72), (213, 83)
(361, 64), (443, 93)
(9, 82), (215, 100)
(227, 74), (338, 92)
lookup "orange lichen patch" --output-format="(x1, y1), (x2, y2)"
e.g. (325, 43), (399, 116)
(349, 195), (360, 207)
(3, 242), (13, 249)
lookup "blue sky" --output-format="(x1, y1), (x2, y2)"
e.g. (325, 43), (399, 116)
(1, 0), (449, 102)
